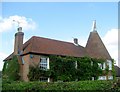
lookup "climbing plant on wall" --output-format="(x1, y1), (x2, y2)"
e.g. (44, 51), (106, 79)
(28, 55), (115, 82)
(49, 56), (76, 82)
(2, 55), (20, 81)
(28, 66), (51, 81)
(111, 59), (116, 80)
(49, 55), (104, 81)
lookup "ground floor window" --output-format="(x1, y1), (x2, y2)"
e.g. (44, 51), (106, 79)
(108, 76), (113, 80)
(40, 77), (50, 82)
(98, 76), (106, 80)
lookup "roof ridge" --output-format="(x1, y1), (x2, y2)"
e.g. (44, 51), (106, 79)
(32, 36), (74, 45)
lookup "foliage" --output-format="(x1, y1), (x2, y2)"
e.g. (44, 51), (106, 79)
(111, 59), (116, 80)
(0, 76), (1, 92)
(2, 55), (20, 81)
(49, 56), (76, 82)
(29, 55), (105, 81)
(28, 66), (51, 81)
(2, 80), (116, 91)
(0, 71), (2, 78)
(49, 56), (104, 81)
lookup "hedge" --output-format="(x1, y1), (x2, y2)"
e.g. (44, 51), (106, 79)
(2, 80), (118, 91)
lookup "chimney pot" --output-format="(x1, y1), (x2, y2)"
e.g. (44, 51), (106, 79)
(17, 27), (22, 32)
(74, 38), (78, 45)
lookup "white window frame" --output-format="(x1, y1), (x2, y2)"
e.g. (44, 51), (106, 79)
(108, 76), (113, 80)
(75, 61), (77, 69)
(91, 61), (93, 66)
(98, 76), (106, 80)
(98, 62), (105, 70)
(107, 60), (112, 70)
(103, 62), (106, 70)
(6, 63), (8, 69)
(39, 57), (49, 70)
(40, 77), (50, 82)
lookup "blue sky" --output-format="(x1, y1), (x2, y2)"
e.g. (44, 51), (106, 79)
(0, 2), (118, 70)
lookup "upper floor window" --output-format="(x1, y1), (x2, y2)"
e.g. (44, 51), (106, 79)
(75, 61), (77, 69)
(39, 57), (49, 70)
(107, 60), (112, 70)
(98, 62), (106, 70)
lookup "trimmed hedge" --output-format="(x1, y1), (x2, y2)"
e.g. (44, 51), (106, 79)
(2, 80), (117, 91)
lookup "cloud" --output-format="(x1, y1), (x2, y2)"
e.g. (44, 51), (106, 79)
(102, 29), (118, 65)
(103, 29), (118, 46)
(0, 15), (37, 32)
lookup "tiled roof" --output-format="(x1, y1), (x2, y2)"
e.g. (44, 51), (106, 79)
(4, 36), (88, 61)
(4, 31), (112, 61)
(86, 31), (111, 60)
(3, 53), (13, 61)
(23, 36), (88, 57)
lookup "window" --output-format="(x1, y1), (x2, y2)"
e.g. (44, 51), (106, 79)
(98, 76), (106, 80)
(107, 60), (112, 70)
(39, 57), (49, 70)
(40, 77), (50, 82)
(98, 62), (105, 70)
(6, 63), (8, 69)
(108, 76), (113, 80)
(91, 61), (93, 66)
(75, 61), (77, 69)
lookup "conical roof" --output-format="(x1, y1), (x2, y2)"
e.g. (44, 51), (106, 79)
(86, 31), (111, 60)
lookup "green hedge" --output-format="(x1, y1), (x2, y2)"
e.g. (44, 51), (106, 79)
(2, 80), (117, 91)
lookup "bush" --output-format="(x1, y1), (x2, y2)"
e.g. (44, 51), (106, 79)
(2, 80), (115, 91)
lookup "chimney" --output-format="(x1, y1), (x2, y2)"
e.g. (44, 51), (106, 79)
(74, 38), (78, 45)
(14, 27), (24, 55)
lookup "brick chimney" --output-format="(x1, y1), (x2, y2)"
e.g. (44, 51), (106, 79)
(14, 27), (24, 55)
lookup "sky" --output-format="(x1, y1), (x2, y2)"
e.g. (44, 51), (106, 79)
(0, 2), (118, 70)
